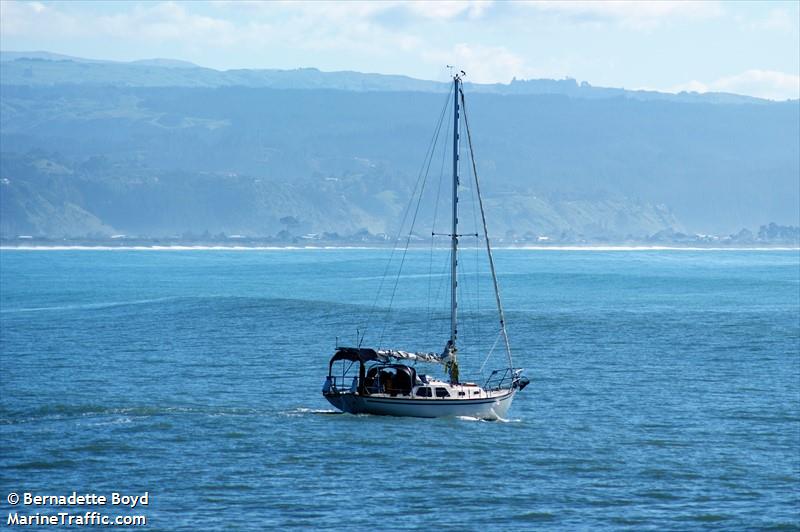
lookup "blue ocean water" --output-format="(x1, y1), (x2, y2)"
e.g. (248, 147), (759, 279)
(0, 249), (798, 530)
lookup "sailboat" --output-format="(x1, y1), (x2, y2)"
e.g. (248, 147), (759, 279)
(322, 72), (529, 419)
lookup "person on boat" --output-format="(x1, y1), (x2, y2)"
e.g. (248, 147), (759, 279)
(386, 376), (396, 395)
(380, 371), (393, 394)
(442, 340), (459, 384)
(364, 367), (379, 393)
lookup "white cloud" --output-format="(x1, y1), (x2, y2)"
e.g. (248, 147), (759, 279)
(0, 0), (81, 37)
(1, 1), (235, 43)
(738, 7), (796, 32)
(100, 2), (237, 44)
(422, 43), (537, 84)
(219, 1), (493, 21)
(669, 70), (800, 101)
(0, 0), (392, 67)
(522, 0), (723, 30)
(0, 0), (501, 73)
(407, 1), (493, 20)
(1, 0), (796, 94)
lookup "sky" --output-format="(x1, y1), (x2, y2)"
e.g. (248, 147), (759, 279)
(1, 0), (798, 100)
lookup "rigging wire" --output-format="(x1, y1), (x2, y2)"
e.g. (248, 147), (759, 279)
(360, 89), (452, 347)
(426, 102), (452, 343)
(424, 245), (453, 349)
(479, 331), (503, 375)
(456, 109), (474, 371)
(464, 109), (483, 363)
(377, 88), (453, 347)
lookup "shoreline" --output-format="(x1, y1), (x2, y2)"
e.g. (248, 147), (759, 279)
(2, 244), (798, 252)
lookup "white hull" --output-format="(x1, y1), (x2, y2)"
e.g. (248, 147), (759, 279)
(324, 389), (517, 420)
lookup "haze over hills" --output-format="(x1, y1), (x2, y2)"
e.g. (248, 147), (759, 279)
(0, 52), (798, 243)
(0, 51), (769, 103)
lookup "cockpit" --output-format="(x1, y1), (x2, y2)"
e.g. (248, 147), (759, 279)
(364, 364), (416, 396)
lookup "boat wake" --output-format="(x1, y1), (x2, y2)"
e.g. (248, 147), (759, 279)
(0, 296), (184, 314)
(455, 415), (486, 422)
(281, 408), (341, 417)
(455, 415), (521, 423)
(1, 404), (261, 426)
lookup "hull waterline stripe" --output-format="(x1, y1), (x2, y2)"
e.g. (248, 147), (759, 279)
(359, 394), (513, 406)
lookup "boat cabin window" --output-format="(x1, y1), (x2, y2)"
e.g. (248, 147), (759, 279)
(415, 387), (432, 398)
(435, 387), (450, 398)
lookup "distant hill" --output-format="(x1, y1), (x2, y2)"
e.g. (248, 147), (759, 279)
(0, 51), (110, 63)
(0, 51), (768, 104)
(0, 53), (798, 240)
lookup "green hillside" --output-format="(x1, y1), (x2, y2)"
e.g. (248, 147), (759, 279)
(1, 56), (798, 241)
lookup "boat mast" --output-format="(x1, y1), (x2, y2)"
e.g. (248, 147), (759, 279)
(448, 73), (461, 383)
